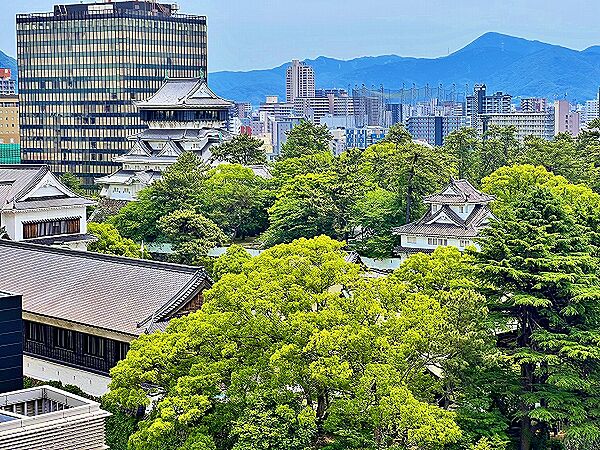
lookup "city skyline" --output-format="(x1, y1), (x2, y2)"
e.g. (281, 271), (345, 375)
(0, 0), (599, 72)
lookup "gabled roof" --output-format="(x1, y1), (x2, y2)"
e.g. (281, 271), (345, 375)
(157, 139), (183, 158)
(126, 139), (153, 157)
(135, 78), (234, 110)
(0, 240), (211, 337)
(423, 178), (495, 204)
(0, 165), (95, 211)
(393, 203), (495, 238)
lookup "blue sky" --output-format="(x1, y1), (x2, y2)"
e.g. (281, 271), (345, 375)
(1, 0), (599, 71)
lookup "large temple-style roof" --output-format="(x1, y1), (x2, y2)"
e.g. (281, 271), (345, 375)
(423, 178), (495, 204)
(0, 165), (95, 211)
(393, 203), (493, 238)
(0, 240), (211, 337)
(135, 78), (234, 110)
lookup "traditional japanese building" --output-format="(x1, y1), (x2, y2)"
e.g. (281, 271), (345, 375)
(0, 165), (96, 249)
(393, 178), (495, 259)
(0, 240), (212, 396)
(96, 78), (233, 201)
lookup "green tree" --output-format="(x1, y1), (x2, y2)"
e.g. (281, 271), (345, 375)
(261, 174), (340, 247)
(210, 134), (266, 165)
(474, 186), (600, 449)
(60, 172), (85, 196)
(444, 127), (481, 182)
(349, 187), (401, 257)
(211, 244), (252, 281)
(107, 236), (469, 450)
(479, 125), (521, 180)
(196, 164), (272, 240)
(158, 209), (227, 265)
(362, 141), (454, 223)
(279, 121), (332, 160)
(383, 123), (412, 149)
(110, 152), (209, 242)
(87, 222), (149, 258)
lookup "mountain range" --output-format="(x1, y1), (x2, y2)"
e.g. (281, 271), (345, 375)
(209, 32), (600, 105)
(2, 32), (600, 105)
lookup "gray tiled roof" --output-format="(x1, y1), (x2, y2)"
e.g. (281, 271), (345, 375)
(393, 203), (494, 238)
(24, 233), (97, 246)
(0, 240), (211, 336)
(136, 78), (233, 110)
(423, 178), (495, 204)
(0, 165), (95, 211)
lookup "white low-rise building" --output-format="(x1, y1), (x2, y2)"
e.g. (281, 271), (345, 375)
(0, 165), (96, 250)
(393, 178), (495, 259)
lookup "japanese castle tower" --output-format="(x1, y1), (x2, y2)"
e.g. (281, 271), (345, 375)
(393, 178), (495, 259)
(96, 78), (233, 201)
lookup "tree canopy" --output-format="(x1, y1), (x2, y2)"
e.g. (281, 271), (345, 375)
(106, 236), (499, 450)
(210, 134), (266, 165)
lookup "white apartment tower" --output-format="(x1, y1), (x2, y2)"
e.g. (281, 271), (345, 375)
(286, 60), (316, 103)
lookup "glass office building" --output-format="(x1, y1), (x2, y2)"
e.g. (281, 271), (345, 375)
(16, 1), (207, 187)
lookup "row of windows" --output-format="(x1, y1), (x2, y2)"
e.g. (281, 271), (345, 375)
(406, 235), (472, 248)
(22, 218), (80, 239)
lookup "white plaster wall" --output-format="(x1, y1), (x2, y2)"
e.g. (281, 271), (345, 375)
(23, 355), (111, 397)
(9, 206), (88, 241)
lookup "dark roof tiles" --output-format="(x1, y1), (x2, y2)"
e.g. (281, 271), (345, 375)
(0, 240), (210, 336)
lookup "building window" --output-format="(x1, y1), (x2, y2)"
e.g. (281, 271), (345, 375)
(23, 218), (81, 239)
(407, 236), (417, 244)
(84, 335), (105, 358)
(26, 322), (45, 343)
(458, 205), (465, 213)
(53, 328), (75, 351)
(427, 237), (448, 246)
(460, 240), (471, 248)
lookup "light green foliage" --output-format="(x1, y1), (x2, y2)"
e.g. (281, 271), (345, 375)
(107, 237), (476, 450)
(211, 244), (251, 281)
(210, 134), (266, 165)
(195, 164), (272, 240)
(279, 121), (332, 160)
(158, 210), (227, 265)
(87, 222), (149, 258)
(475, 186), (600, 449)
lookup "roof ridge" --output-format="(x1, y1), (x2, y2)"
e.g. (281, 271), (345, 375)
(0, 239), (206, 275)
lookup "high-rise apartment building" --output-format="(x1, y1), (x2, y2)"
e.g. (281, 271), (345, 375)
(0, 69), (16, 95)
(479, 112), (554, 141)
(286, 60), (315, 103)
(520, 97), (547, 113)
(466, 84), (512, 126)
(17, 1), (208, 186)
(0, 95), (20, 164)
(407, 116), (469, 146)
(554, 100), (580, 136)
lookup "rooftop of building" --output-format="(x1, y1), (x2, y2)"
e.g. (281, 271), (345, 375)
(0, 239), (211, 337)
(135, 78), (233, 110)
(423, 178), (495, 204)
(0, 386), (110, 442)
(17, 1), (206, 22)
(0, 164), (95, 211)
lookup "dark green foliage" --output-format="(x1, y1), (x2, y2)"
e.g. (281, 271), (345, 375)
(474, 186), (600, 449)
(210, 134), (266, 165)
(279, 121), (332, 160)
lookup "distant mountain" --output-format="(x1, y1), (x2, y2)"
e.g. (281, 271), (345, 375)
(209, 32), (600, 105)
(4, 32), (600, 106)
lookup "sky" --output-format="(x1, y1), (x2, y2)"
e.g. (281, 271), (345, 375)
(1, 0), (600, 72)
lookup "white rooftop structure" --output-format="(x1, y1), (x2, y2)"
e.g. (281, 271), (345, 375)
(0, 385), (110, 450)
